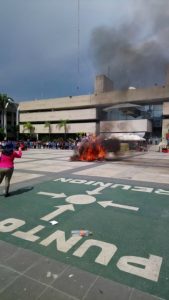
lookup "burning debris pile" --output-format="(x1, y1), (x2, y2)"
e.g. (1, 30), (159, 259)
(70, 134), (121, 162)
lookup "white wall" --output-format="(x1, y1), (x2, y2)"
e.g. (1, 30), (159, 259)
(20, 122), (97, 134)
(100, 119), (152, 133)
(163, 102), (169, 115)
(20, 108), (97, 122)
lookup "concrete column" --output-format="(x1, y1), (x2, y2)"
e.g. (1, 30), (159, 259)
(4, 109), (7, 139)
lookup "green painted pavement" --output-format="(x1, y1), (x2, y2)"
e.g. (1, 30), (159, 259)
(0, 178), (169, 299)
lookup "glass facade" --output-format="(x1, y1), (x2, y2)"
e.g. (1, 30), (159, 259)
(105, 103), (163, 139)
(107, 103), (162, 123)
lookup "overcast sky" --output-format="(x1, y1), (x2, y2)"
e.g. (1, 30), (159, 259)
(0, 0), (169, 102)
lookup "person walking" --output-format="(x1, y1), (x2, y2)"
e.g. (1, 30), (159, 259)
(0, 142), (22, 197)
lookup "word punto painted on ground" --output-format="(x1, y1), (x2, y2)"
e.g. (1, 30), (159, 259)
(0, 217), (162, 283)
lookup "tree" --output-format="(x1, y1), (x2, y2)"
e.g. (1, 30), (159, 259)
(0, 127), (5, 140)
(77, 132), (86, 138)
(0, 93), (9, 109)
(58, 119), (69, 140)
(10, 125), (19, 141)
(0, 94), (12, 139)
(44, 121), (51, 140)
(23, 122), (35, 139)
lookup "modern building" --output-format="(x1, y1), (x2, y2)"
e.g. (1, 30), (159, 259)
(18, 71), (169, 143)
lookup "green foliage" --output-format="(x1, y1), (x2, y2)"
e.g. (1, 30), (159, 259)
(44, 121), (51, 128)
(77, 132), (85, 137)
(0, 127), (5, 140)
(0, 93), (16, 140)
(0, 93), (8, 109)
(44, 121), (51, 139)
(57, 119), (69, 140)
(0, 94), (14, 109)
(58, 119), (68, 131)
(23, 122), (35, 135)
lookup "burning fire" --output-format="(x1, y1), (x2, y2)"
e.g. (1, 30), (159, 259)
(71, 134), (120, 161)
(79, 140), (106, 161)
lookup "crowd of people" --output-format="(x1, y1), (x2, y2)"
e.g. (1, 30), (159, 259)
(0, 139), (79, 151)
(0, 134), (149, 196)
(25, 139), (77, 150)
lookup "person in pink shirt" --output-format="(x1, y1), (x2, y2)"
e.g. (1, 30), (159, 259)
(0, 142), (22, 197)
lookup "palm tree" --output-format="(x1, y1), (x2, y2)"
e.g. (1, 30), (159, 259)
(44, 121), (51, 140)
(58, 119), (69, 140)
(0, 127), (5, 140)
(0, 93), (9, 107)
(77, 132), (86, 139)
(23, 122), (35, 139)
(11, 125), (19, 141)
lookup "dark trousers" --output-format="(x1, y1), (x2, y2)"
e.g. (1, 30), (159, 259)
(0, 168), (14, 195)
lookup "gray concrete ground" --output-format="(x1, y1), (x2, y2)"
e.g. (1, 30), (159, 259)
(0, 148), (168, 300)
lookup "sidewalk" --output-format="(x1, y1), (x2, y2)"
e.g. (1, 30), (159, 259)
(0, 240), (162, 300)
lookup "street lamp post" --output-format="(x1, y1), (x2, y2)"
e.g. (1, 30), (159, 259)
(4, 102), (9, 140)
(16, 106), (19, 141)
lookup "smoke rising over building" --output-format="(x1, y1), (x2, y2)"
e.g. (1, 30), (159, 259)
(90, 0), (169, 89)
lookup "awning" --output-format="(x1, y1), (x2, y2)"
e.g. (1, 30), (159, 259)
(108, 133), (146, 141)
(103, 103), (144, 112)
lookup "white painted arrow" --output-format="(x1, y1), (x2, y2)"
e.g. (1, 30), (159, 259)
(86, 186), (107, 195)
(98, 201), (139, 211)
(41, 204), (75, 221)
(38, 192), (66, 198)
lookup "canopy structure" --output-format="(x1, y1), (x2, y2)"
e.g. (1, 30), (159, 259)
(103, 103), (144, 118)
(103, 103), (144, 112)
(109, 133), (146, 141)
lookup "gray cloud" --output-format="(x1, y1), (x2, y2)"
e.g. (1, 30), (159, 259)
(1, 0), (169, 101)
(0, 0), (82, 100)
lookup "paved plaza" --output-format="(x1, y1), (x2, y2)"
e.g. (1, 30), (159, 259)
(0, 148), (169, 300)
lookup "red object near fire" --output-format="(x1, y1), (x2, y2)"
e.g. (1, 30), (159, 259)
(166, 133), (169, 140)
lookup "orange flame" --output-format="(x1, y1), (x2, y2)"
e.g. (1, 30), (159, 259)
(79, 139), (106, 161)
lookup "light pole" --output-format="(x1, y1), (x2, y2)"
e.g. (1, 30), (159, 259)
(4, 102), (9, 140)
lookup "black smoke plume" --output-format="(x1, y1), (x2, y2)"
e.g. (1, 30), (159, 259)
(90, 0), (169, 89)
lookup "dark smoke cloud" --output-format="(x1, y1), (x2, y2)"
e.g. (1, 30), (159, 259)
(90, 0), (169, 89)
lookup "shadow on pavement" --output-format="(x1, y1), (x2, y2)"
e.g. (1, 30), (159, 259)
(10, 186), (34, 196)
